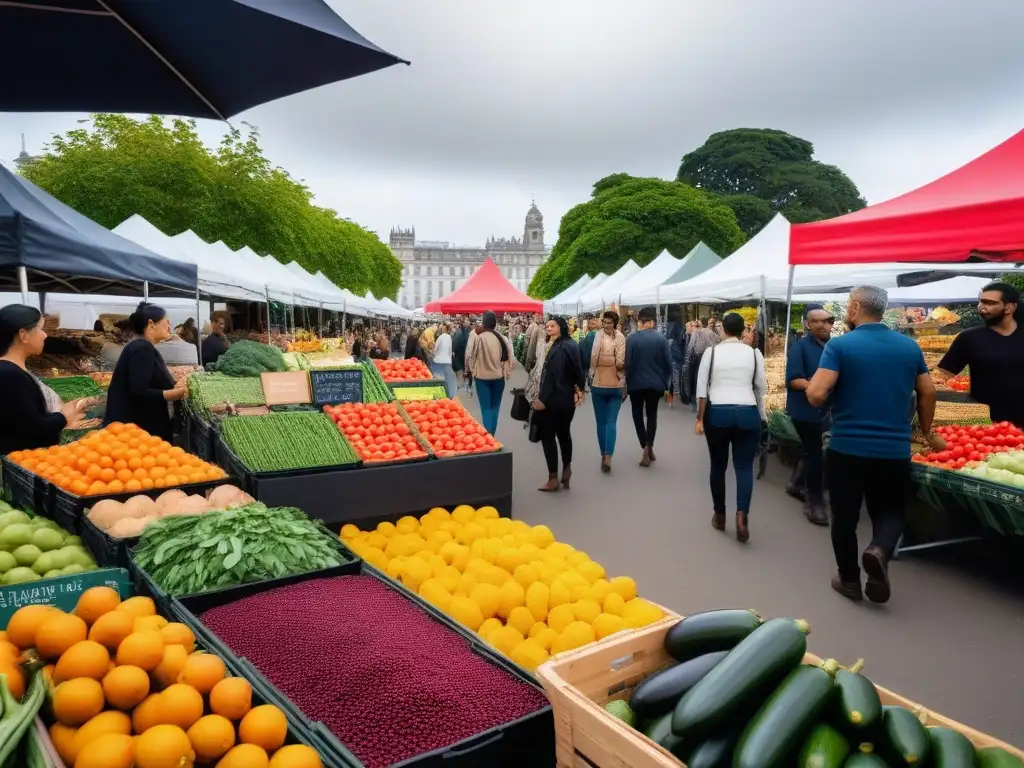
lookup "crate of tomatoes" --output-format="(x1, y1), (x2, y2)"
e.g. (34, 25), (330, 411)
(912, 421), (1024, 472)
(324, 402), (434, 466)
(402, 399), (502, 457)
(372, 357), (433, 382)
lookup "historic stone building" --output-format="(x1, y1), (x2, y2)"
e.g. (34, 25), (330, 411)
(391, 202), (551, 309)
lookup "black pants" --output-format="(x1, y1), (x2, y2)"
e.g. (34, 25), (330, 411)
(629, 389), (661, 448)
(792, 419), (825, 501)
(826, 450), (911, 581)
(539, 408), (575, 474)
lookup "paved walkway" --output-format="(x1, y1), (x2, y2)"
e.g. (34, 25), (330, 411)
(455, 372), (1024, 745)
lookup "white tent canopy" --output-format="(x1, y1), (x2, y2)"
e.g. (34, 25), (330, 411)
(614, 251), (683, 304)
(378, 297), (413, 318)
(544, 274), (592, 314)
(792, 276), (1004, 305)
(578, 261), (641, 311)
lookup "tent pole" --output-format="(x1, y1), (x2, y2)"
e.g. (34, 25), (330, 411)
(318, 303), (323, 336)
(195, 288), (202, 366)
(265, 287), (271, 338)
(18, 266), (28, 304)
(782, 265), (796, 359)
(143, 281), (149, 301)
(342, 301), (347, 337)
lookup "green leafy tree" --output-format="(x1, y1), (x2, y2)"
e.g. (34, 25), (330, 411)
(528, 175), (746, 299)
(677, 128), (867, 237)
(20, 114), (401, 298)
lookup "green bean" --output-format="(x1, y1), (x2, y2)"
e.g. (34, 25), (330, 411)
(220, 412), (359, 472)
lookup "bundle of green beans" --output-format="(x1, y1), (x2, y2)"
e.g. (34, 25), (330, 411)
(220, 411), (360, 471)
(360, 361), (394, 403)
(41, 375), (103, 401)
(187, 373), (266, 412)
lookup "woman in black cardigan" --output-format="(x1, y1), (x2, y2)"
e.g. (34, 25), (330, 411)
(0, 305), (88, 454)
(104, 303), (186, 441)
(534, 316), (586, 492)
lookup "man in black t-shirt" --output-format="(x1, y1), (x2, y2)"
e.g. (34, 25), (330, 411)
(938, 281), (1023, 427)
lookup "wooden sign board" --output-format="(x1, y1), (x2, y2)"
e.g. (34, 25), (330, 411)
(310, 368), (363, 405)
(0, 568), (131, 629)
(260, 371), (312, 406)
(235, 406), (271, 416)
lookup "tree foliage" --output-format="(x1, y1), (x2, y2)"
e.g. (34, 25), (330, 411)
(528, 175), (746, 299)
(21, 114), (401, 298)
(676, 128), (867, 238)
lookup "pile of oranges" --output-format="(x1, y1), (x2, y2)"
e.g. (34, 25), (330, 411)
(7, 423), (226, 497)
(2, 587), (322, 767)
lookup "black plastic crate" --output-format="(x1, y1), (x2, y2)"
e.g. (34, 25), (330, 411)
(173, 564), (555, 768)
(214, 435), (361, 498)
(183, 402), (219, 462)
(53, 477), (234, 535)
(0, 457), (48, 513)
(79, 513), (140, 569)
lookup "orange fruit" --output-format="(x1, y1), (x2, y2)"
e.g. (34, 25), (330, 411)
(131, 693), (163, 734)
(209, 677), (252, 721)
(88, 609), (134, 652)
(6, 605), (58, 649)
(135, 724), (196, 768)
(69, 710), (132, 763)
(238, 705), (288, 752)
(53, 640), (110, 684)
(52, 677), (105, 726)
(0, 641), (20, 664)
(102, 664), (150, 710)
(160, 622), (196, 653)
(35, 612), (88, 660)
(178, 651), (226, 694)
(74, 733), (134, 768)
(115, 629), (164, 670)
(133, 614), (168, 632)
(187, 714), (236, 761)
(152, 643), (189, 689)
(159, 683), (205, 730)
(269, 744), (323, 768)
(0, 662), (25, 700)
(49, 722), (78, 764)
(216, 743), (270, 768)
(117, 596), (156, 619)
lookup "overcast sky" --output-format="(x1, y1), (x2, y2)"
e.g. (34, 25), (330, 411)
(4, 0), (1024, 249)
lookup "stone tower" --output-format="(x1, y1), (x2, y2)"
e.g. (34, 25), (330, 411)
(389, 226), (415, 249)
(523, 200), (545, 252)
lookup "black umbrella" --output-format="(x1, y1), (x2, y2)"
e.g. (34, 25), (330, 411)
(1, 0), (408, 119)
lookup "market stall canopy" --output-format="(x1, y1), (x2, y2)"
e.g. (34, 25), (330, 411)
(377, 297), (413, 318)
(792, 274), (1024, 305)
(614, 251), (684, 305)
(545, 274), (597, 315)
(790, 128), (1024, 265)
(577, 261), (641, 312)
(0, 165), (197, 296)
(619, 241), (723, 305)
(113, 215), (265, 301)
(2, 0), (408, 119)
(424, 258), (542, 314)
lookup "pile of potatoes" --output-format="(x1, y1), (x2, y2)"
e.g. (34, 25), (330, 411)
(87, 485), (254, 539)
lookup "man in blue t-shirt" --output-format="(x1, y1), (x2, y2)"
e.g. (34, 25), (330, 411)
(807, 286), (941, 604)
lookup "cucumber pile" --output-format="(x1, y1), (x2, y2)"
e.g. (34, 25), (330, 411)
(601, 610), (1022, 768)
(359, 361), (395, 403)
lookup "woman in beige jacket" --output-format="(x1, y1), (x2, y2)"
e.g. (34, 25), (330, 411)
(589, 310), (626, 473)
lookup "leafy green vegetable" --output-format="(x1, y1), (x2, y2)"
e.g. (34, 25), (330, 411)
(41, 376), (103, 401)
(220, 412), (360, 471)
(282, 352), (312, 371)
(132, 503), (346, 595)
(187, 373), (266, 412)
(213, 340), (286, 377)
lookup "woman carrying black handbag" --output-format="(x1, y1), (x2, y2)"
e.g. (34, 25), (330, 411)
(533, 317), (586, 492)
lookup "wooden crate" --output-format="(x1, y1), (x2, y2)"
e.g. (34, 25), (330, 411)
(534, 618), (1023, 768)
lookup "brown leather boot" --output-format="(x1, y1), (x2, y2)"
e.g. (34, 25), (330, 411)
(735, 512), (750, 543)
(601, 455), (611, 474)
(711, 513), (726, 531)
(831, 573), (864, 601)
(862, 546), (891, 604)
(639, 447), (651, 467)
(803, 498), (829, 526)
(538, 474), (559, 492)
(561, 465), (572, 489)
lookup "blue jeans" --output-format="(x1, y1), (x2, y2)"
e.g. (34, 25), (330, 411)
(591, 387), (622, 456)
(431, 362), (456, 398)
(475, 378), (504, 435)
(704, 404), (761, 515)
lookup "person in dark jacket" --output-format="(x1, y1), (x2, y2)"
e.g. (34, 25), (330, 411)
(404, 329), (428, 363)
(201, 315), (231, 366)
(785, 304), (834, 525)
(0, 305), (88, 454)
(451, 320), (470, 389)
(535, 317), (586, 492)
(104, 303), (186, 441)
(666, 309), (687, 407)
(625, 307), (673, 467)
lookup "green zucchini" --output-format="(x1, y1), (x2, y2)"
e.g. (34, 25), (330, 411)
(642, 711), (686, 757)
(672, 617), (810, 739)
(798, 723), (851, 768)
(845, 755), (890, 768)
(928, 727), (976, 768)
(881, 706), (930, 766)
(683, 728), (740, 768)
(977, 746), (1024, 768)
(835, 660), (882, 736)
(630, 650), (729, 717)
(663, 608), (762, 661)
(734, 659), (841, 768)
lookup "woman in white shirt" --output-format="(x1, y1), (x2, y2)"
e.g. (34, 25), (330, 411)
(431, 323), (456, 398)
(694, 312), (767, 543)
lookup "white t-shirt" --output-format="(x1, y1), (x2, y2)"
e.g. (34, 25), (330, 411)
(432, 333), (453, 365)
(696, 339), (767, 418)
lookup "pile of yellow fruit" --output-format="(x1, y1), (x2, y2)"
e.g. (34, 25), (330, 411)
(2, 589), (321, 768)
(341, 506), (666, 671)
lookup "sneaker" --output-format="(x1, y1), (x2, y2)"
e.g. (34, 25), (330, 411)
(862, 547), (891, 604)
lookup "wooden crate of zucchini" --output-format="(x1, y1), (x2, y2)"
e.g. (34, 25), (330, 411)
(534, 610), (1022, 768)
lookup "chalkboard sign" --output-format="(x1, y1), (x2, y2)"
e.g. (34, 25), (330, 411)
(310, 368), (364, 405)
(0, 567), (131, 628)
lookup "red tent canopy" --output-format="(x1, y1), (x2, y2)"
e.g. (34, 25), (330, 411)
(790, 128), (1024, 265)
(424, 257), (542, 313)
